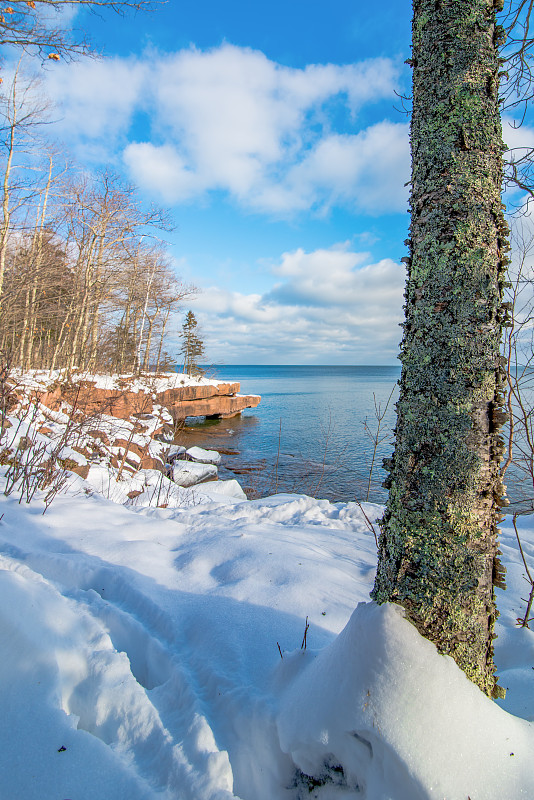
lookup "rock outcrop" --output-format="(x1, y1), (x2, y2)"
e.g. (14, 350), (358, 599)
(37, 378), (260, 423)
(156, 383), (260, 421)
(8, 371), (255, 502)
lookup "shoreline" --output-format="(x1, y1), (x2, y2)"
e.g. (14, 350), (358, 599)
(5, 369), (260, 505)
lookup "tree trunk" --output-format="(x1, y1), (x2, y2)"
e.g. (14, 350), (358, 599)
(0, 75), (17, 301)
(372, 0), (509, 697)
(142, 316), (155, 372)
(154, 306), (171, 373)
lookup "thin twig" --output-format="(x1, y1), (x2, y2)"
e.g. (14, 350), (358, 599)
(512, 512), (534, 627)
(363, 386), (395, 502)
(274, 418), (282, 494)
(300, 616), (309, 650)
(355, 500), (379, 548)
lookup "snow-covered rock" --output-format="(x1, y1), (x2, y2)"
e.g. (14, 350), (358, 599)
(186, 446), (222, 465)
(195, 479), (247, 501)
(171, 460), (218, 486)
(166, 444), (187, 460)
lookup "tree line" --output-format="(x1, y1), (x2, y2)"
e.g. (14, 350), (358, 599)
(0, 27), (196, 375)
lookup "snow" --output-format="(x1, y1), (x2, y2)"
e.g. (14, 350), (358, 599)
(186, 445), (222, 465)
(171, 459), (219, 486)
(11, 369), (225, 393)
(1, 474), (533, 799)
(1, 381), (534, 798)
(277, 602), (534, 799)
(167, 444), (187, 459)
(196, 478), (247, 501)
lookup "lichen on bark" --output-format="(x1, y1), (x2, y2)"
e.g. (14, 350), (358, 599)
(371, 0), (509, 697)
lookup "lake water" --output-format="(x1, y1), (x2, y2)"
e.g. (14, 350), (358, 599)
(176, 364), (533, 510)
(179, 365), (400, 503)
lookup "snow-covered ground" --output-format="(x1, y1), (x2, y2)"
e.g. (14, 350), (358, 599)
(12, 369), (225, 394)
(0, 380), (534, 799)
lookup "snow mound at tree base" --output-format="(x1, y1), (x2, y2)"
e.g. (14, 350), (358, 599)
(277, 602), (534, 800)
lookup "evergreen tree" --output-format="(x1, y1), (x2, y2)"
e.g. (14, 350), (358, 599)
(372, 0), (509, 697)
(180, 311), (205, 376)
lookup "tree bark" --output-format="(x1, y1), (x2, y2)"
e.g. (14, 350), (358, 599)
(0, 71), (18, 301)
(372, 0), (509, 697)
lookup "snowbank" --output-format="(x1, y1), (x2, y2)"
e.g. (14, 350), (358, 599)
(278, 602), (534, 799)
(0, 479), (532, 798)
(12, 368), (222, 394)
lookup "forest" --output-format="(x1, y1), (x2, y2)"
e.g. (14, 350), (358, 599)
(0, 57), (194, 374)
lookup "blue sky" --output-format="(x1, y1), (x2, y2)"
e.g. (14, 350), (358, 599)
(5, 2), (461, 363)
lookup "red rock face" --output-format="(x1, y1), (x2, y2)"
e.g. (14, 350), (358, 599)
(68, 387), (154, 418)
(69, 463), (90, 480)
(164, 392), (261, 421)
(157, 383), (241, 403)
(37, 380), (261, 423)
(112, 438), (165, 473)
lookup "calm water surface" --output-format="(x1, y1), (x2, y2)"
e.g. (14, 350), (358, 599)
(179, 365), (400, 503)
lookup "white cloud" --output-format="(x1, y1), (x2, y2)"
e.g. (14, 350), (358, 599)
(502, 117), (534, 153)
(266, 122), (410, 214)
(42, 43), (406, 216)
(123, 142), (200, 203)
(143, 45), (406, 212)
(44, 56), (147, 146)
(186, 244), (406, 364)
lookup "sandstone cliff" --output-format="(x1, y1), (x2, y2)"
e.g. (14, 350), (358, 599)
(35, 374), (261, 423)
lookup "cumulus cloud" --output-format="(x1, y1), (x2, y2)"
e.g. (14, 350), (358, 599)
(42, 43), (407, 215)
(123, 143), (200, 203)
(502, 117), (534, 152)
(44, 57), (147, 162)
(186, 244), (406, 364)
(269, 122), (410, 215)
(267, 245), (403, 308)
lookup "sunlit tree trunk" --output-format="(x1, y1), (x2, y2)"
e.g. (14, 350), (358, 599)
(0, 69), (19, 301)
(372, 0), (509, 697)
(154, 305), (171, 373)
(20, 154), (55, 369)
(66, 236), (97, 371)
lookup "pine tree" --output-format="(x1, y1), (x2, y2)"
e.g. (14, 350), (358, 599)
(180, 311), (205, 377)
(372, 0), (509, 697)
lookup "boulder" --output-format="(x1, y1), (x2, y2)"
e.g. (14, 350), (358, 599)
(203, 479), (247, 500)
(171, 460), (218, 487)
(186, 446), (221, 465)
(167, 444), (187, 460)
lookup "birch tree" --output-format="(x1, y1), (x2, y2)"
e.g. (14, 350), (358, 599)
(0, 63), (50, 299)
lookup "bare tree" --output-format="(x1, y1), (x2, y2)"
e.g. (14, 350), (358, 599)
(500, 220), (534, 507)
(0, 0), (151, 61)
(0, 62), (51, 299)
